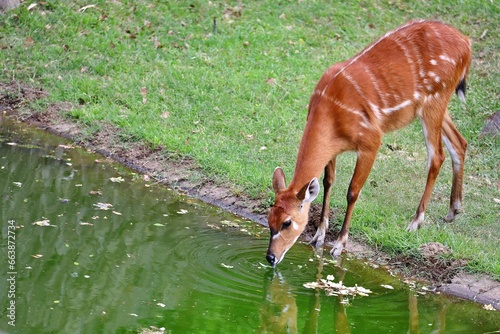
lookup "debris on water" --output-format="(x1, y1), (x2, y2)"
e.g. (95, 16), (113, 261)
(220, 220), (239, 227)
(32, 254), (43, 258)
(153, 223), (164, 227)
(93, 202), (113, 210)
(304, 276), (372, 297)
(129, 313), (139, 317)
(89, 190), (102, 195)
(109, 176), (125, 183)
(483, 304), (495, 311)
(156, 303), (166, 308)
(32, 219), (55, 227)
(59, 198), (70, 204)
(381, 284), (394, 290)
(13, 182), (22, 187)
(221, 263), (234, 269)
(70, 272), (78, 278)
(79, 222), (93, 226)
(177, 209), (188, 214)
(112, 211), (122, 215)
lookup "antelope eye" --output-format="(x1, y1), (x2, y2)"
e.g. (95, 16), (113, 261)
(282, 220), (292, 229)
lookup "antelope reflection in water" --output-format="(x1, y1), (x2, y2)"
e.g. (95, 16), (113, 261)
(258, 251), (449, 333)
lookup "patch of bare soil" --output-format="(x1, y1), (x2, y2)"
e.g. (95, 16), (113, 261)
(1, 81), (498, 311)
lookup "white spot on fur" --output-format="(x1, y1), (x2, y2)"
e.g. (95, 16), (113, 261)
(382, 100), (412, 114)
(430, 59), (437, 65)
(413, 92), (421, 100)
(439, 54), (456, 65)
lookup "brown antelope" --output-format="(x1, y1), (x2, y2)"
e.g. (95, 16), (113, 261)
(266, 20), (471, 267)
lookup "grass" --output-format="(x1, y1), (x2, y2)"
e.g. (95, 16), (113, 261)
(1, 1), (499, 279)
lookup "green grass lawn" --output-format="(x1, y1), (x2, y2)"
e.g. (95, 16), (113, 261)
(1, 1), (499, 278)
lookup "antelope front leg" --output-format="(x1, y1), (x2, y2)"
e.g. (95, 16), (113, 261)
(310, 159), (336, 248)
(331, 149), (378, 257)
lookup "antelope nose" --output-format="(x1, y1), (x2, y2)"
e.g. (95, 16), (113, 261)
(266, 253), (276, 266)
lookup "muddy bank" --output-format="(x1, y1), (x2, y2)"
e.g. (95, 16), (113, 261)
(1, 81), (499, 311)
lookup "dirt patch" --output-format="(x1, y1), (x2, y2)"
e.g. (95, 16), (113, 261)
(1, 81), (498, 311)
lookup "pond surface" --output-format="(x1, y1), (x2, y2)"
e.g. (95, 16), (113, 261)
(0, 116), (499, 334)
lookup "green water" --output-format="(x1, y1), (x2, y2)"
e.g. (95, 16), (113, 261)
(0, 116), (499, 334)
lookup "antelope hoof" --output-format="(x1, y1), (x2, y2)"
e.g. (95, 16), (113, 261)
(444, 208), (461, 223)
(330, 241), (344, 257)
(309, 230), (326, 248)
(406, 222), (419, 232)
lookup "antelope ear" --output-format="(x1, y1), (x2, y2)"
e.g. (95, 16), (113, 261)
(297, 178), (320, 203)
(272, 167), (286, 193)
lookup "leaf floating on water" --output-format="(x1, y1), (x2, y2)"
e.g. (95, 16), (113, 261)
(221, 263), (234, 269)
(220, 220), (239, 228)
(483, 304), (495, 311)
(303, 278), (372, 297)
(177, 209), (188, 214)
(93, 202), (113, 210)
(109, 176), (125, 183)
(381, 284), (394, 290)
(32, 219), (55, 227)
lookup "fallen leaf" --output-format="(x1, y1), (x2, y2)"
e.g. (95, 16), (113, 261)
(25, 36), (35, 46)
(109, 176), (125, 183)
(79, 4), (97, 12)
(483, 304), (495, 311)
(93, 202), (113, 210)
(27, 3), (37, 11)
(161, 111), (170, 119)
(494, 198), (500, 204)
(266, 78), (276, 85)
(32, 219), (54, 227)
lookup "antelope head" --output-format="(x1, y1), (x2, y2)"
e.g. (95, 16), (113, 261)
(266, 167), (319, 267)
